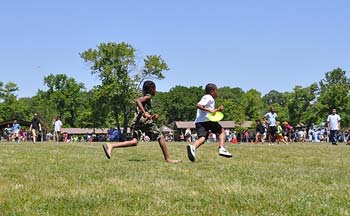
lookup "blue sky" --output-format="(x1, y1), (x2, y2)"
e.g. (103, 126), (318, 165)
(1, 0), (350, 97)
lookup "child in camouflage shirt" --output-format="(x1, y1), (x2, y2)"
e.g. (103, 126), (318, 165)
(102, 81), (180, 163)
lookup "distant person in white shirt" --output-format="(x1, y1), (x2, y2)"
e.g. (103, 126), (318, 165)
(327, 108), (341, 145)
(264, 107), (278, 144)
(53, 116), (63, 143)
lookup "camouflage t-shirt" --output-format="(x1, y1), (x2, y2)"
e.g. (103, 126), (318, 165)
(130, 94), (161, 141)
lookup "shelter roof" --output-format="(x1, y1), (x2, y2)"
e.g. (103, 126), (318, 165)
(0, 119), (31, 129)
(174, 121), (235, 129)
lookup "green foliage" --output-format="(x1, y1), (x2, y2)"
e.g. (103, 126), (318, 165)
(43, 74), (86, 127)
(157, 86), (203, 123)
(241, 89), (263, 120)
(0, 82), (31, 121)
(80, 42), (139, 132)
(263, 90), (287, 106)
(135, 55), (169, 90)
(217, 87), (246, 122)
(80, 42), (170, 133)
(318, 68), (350, 127)
(287, 83), (318, 126)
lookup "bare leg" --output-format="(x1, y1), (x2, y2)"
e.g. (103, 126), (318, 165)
(158, 137), (181, 163)
(218, 129), (225, 148)
(32, 130), (37, 143)
(192, 136), (206, 149)
(106, 138), (138, 156)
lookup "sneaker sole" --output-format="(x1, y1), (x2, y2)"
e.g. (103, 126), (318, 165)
(102, 144), (111, 159)
(187, 145), (195, 162)
(219, 153), (233, 158)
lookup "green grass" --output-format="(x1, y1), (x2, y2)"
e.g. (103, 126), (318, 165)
(1, 141), (350, 215)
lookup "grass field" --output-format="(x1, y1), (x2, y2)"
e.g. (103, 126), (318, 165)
(1, 141), (350, 215)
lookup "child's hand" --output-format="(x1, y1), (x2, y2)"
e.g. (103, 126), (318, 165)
(217, 105), (224, 112)
(143, 112), (152, 119)
(152, 114), (159, 120)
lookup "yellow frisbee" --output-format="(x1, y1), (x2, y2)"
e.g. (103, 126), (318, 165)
(208, 111), (224, 122)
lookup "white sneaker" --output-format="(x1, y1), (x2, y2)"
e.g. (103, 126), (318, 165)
(219, 147), (232, 158)
(187, 144), (196, 162)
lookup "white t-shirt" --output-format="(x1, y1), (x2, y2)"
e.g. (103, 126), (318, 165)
(327, 114), (341, 130)
(54, 120), (63, 132)
(264, 112), (277, 126)
(195, 94), (215, 123)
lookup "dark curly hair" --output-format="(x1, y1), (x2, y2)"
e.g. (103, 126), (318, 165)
(142, 80), (156, 96)
(205, 83), (217, 94)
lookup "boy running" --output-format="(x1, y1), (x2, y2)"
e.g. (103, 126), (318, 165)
(102, 81), (180, 163)
(187, 83), (232, 162)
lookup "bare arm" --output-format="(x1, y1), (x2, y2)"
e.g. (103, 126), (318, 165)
(196, 104), (223, 113)
(327, 121), (330, 130)
(135, 95), (153, 119)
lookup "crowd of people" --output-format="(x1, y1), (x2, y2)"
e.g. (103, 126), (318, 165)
(216, 107), (349, 146)
(178, 107), (349, 146)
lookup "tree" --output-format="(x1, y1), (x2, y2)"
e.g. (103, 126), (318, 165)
(0, 82), (23, 121)
(217, 87), (246, 123)
(0, 81), (18, 103)
(262, 90), (286, 106)
(241, 89), (263, 121)
(318, 68), (350, 127)
(135, 55), (168, 90)
(43, 74), (86, 127)
(158, 86), (203, 124)
(80, 42), (169, 134)
(287, 84), (318, 126)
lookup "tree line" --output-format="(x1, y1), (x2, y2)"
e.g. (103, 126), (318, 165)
(1, 42), (349, 133)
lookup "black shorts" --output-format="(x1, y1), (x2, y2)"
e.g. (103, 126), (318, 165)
(195, 121), (223, 139)
(268, 126), (277, 135)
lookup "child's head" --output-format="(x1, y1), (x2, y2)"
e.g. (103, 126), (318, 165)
(331, 108), (337, 114)
(142, 80), (156, 96)
(205, 83), (218, 98)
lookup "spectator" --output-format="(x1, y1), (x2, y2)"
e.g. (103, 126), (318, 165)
(327, 108), (341, 145)
(29, 113), (42, 143)
(243, 129), (250, 142)
(308, 128), (314, 142)
(53, 116), (63, 143)
(254, 120), (265, 144)
(185, 128), (192, 142)
(5, 124), (13, 141)
(264, 107), (278, 144)
(179, 132), (185, 142)
(276, 122), (288, 144)
(231, 130), (238, 144)
(13, 120), (20, 143)
(225, 128), (231, 142)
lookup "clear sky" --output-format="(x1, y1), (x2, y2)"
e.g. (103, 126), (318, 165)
(1, 0), (350, 98)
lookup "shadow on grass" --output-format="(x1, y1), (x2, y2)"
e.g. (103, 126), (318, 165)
(128, 158), (148, 162)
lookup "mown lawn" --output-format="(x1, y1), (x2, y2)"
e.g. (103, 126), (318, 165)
(0, 141), (350, 215)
